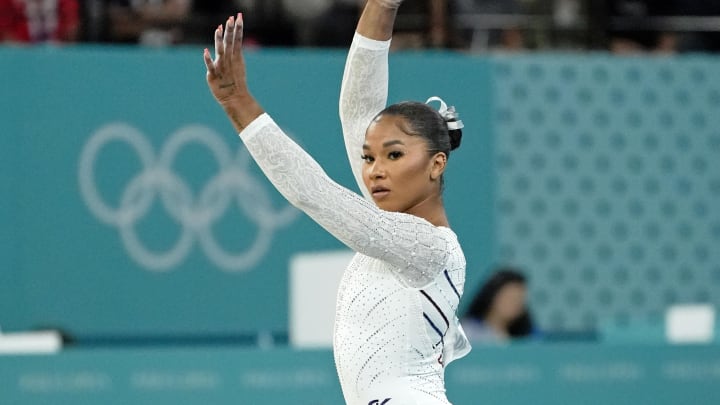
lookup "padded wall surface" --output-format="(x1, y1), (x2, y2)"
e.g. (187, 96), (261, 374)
(493, 56), (720, 331)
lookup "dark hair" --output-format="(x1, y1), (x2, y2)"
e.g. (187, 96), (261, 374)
(375, 101), (463, 156)
(465, 268), (535, 338)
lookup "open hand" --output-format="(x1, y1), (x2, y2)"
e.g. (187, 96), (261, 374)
(203, 13), (249, 107)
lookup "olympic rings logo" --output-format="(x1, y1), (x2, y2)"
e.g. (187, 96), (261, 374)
(78, 123), (297, 272)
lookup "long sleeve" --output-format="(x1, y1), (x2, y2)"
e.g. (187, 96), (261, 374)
(239, 113), (452, 288)
(339, 33), (391, 200)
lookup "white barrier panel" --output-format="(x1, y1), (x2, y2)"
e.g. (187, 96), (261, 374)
(0, 331), (62, 355)
(289, 250), (354, 348)
(666, 305), (716, 344)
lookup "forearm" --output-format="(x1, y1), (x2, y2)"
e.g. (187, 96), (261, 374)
(339, 34), (390, 198)
(356, 0), (400, 41)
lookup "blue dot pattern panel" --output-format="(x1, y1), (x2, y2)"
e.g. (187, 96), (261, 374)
(493, 56), (720, 331)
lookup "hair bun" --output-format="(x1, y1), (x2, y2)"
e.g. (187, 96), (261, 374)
(448, 128), (462, 151)
(425, 96), (464, 152)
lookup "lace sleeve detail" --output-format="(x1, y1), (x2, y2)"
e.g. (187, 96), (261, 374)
(239, 113), (451, 288)
(339, 33), (391, 200)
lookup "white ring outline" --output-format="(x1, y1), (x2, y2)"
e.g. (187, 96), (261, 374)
(78, 122), (297, 272)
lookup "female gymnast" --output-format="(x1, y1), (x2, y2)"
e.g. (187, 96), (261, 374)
(203, 1), (471, 403)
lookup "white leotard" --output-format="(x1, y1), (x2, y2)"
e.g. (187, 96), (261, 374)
(238, 33), (470, 405)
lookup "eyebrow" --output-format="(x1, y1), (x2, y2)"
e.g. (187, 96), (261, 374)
(362, 140), (405, 150)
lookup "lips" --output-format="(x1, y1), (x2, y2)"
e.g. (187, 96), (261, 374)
(371, 185), (390, 199)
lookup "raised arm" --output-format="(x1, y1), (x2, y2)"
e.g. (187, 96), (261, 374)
(339, 1), (402, 199)
(356, 0), (401, 41)
(204, 13), (451, 288)
(241, 114), (451, 288)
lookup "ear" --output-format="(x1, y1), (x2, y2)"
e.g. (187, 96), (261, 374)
(429, 152), (447, 181)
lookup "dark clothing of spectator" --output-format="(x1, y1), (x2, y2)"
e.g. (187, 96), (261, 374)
(605, 0), (675, 50)
(671, 0), (720, 52)
(452, 0), (524, 50)
(181, 0), (235, 44)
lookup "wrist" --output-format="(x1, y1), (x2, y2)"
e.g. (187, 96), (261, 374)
(220, 93), (265, 132)
(219, 91), (254, 111)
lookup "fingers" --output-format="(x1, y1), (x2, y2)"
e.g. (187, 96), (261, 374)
(203, 48), (217, 78)
(206, 13), (244, 79)
(232, 13), (244, 58)
(222, 16), (234, 69)
(238, 13), (245, 54)
(214, 24), (223, 61)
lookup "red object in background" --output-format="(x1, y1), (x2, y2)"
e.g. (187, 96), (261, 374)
(0, 0), (79, 43)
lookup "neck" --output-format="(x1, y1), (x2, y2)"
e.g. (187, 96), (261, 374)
(404, 192), (449, 227)
(484, 313), (510, 339)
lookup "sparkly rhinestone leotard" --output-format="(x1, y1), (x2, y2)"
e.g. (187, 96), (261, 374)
(238, 33), (471, 405)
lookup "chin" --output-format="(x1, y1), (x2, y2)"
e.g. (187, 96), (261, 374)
(374, 200), (405, 213)
(374, 201), (391, 211)
(373, 199), (391, 211)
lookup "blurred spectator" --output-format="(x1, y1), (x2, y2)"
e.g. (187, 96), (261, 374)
(462, 268), (538, 343)
(17, 0), (715, 52)
(0, 0), (79, 43)
(182, 0), (303, 47)
(290, 0), (450, 49)
(281, 0), (449, 49)
(604, 0), (677, 54)
(307, 0), (360, 47)
(181, 0), (234, 44)
(107, 0), (191, 45)
(671, 1), (720, 53)
(282, 0), (335, 46)
(222, 0), (296, 47)
(394, 0), (449, 49)
(452, 0), (525, 50)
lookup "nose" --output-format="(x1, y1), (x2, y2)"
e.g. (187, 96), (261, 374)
(369, 161), (387, 180)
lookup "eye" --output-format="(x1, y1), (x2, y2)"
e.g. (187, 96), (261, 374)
(388, 151), (403, 160)
(360, 154), (374, 163)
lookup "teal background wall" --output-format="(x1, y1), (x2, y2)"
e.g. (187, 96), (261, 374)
(0, 46), (493, 338)
(492, 56), (720, 332)
(1, 45), (719, 340)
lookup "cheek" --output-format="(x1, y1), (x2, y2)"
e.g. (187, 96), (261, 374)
(496, 291), (524, 316)
(506, 294), (526, 315)
(396, 156), (431, 182)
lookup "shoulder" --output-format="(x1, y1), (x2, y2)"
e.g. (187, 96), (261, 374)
(439, 227), (465, 261)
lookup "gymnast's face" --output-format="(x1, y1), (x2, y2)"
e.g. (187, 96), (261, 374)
(361, 114), (446, 212)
